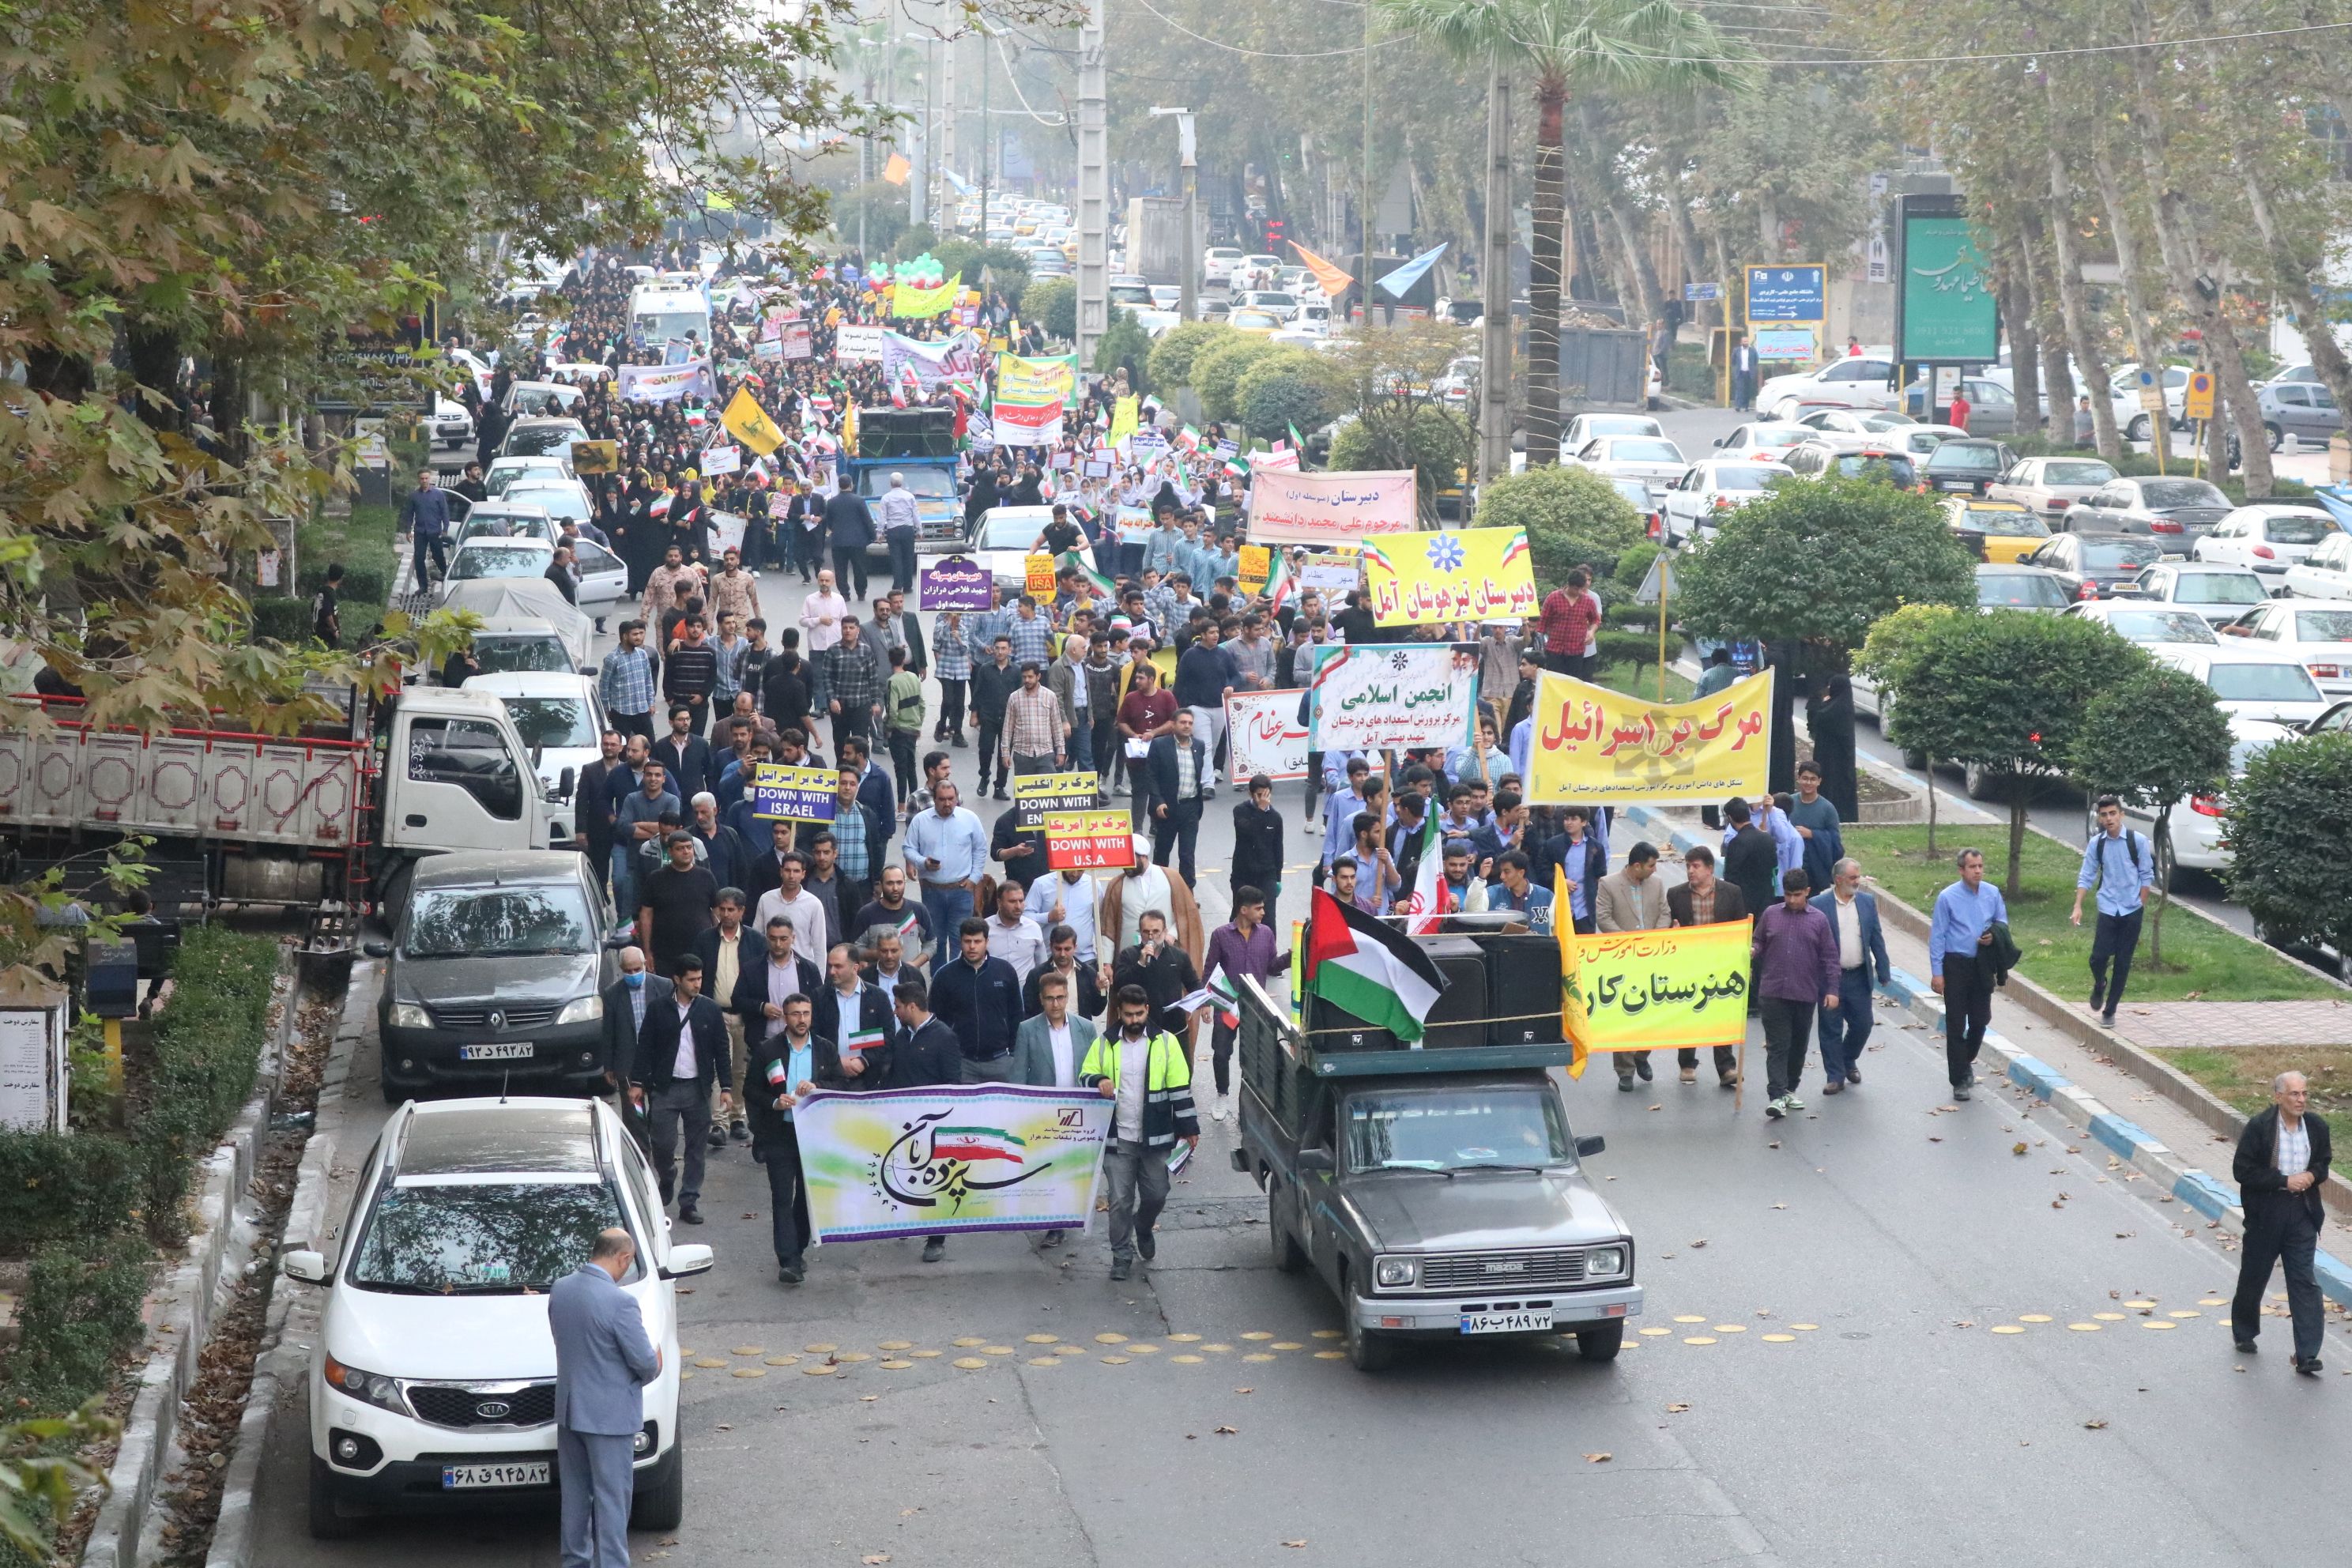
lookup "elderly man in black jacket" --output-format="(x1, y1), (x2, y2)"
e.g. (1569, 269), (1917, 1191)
(628, 955), (733, 1224)
(2230, 1071), (2335, 1371)
(600, 945), (652, 1147)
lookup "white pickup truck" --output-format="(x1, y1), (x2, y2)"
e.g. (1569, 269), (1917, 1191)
(0, 688), (575, 933)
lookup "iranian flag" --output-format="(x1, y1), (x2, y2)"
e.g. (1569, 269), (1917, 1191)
(1398, 812), (1448, 936)
(843, 1026), (888, 1058)
(1302, 888), (1447, 1045)
(932, 1125), (1027, 1164)
(1265, 548), (1297, 612)
(649, 492), (673, 518)
(1059, 550), (1114, 600)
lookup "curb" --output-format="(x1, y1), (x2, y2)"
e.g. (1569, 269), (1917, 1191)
(1617, 803), (2352, 1315)
(201, 959), (375, 1568)
(84, 952), (299, 1568)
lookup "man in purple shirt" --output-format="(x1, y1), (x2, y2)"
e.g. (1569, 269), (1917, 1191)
(1200, 887), (1279, 1124)
(1751, 868), (1840, 1121)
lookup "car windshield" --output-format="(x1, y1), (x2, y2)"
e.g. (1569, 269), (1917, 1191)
(1585, 417), (1662, 438)
(486, 465), (561, 496)
(2141, 480), (2229, 509)
(502, 424), (580, 458)
(498, 696), (597, 749)
(1978, 574), (2068, 609)
(1861, 411), (1918, 428)
(860, 468), (956, 498)
(455, 514), (550, 545)
(451, 545), (548, 579)
(635, 310), (707, 343)
(1929, 444), (2003, 471)
(2290, 611), (2352, 642)
(978, 512), (1052, 547)
(473, 635), (574, 674)
(507, 383), (582, 414)
(2173, 573), (2267, 605)
(405, 884), (594, 958)
(1832, 454), (1919, 485)
(1743, 424), (1813, 446)
(2264, 517), (2336, 545)
(2045, 462), (2116, 486)
(346, 1178), (632, 1293)
(506, 488), (589, 523)
(1713, 467), (1774, 492)
(2108, 610), (2219, 644)
(2084, 539), (2163, 569)
(1608, 440), (1683, 464)
(1957, 508), (2047, 536)
(1344, 1090), (1570, 1172)
(1109, 285), (1153, 305)
(2205, 663), (2322, 702)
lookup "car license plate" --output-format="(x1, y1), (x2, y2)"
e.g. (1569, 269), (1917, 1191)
(1460, 1309), (1552, 1334)
(458, 1042), (536, 1061)
(442, 1461), (550, 1489)
(1937, 478), (1975, 492)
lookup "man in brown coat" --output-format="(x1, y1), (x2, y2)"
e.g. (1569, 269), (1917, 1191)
(1664, 844), (1747, 1089)
(1596, 842), (1669, 1093)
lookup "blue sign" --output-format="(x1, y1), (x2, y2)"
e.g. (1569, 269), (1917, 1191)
(1684, 282), (1722, 302)
(1745, 265), (1826, 323)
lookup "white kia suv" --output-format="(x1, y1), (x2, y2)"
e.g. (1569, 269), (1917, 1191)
(285, 1096), (710, 1537)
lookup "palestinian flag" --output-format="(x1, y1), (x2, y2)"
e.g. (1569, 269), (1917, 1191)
(1059, 550), (1114, 600)
(1302, 888), (1446, 1046)
(1208, 968), (1240, 1031)
(932, 1125), (1027, 1164)
(1400, 812), (1447, 936)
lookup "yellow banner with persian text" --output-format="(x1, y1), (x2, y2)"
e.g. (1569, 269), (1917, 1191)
(1525, 669), (1773, 805)
(1561, 920), (1754, 1054)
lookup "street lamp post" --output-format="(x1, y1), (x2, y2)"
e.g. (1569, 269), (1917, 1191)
(1150, 107), (1197, 328)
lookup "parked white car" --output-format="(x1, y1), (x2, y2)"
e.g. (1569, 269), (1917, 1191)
(2192, 505), (2344, 577)
(1566, 434), (1687, 499)
(1660, 459), (1792, 544)
(2121, 717), (2301, 871)
(285, 1096), (708, 1537)
(2060, 600), (2221, 651)
(1203, 247), (1245, 288)
(2127, 563), (2275, 630)
(1709, 421), (1819, 463)
(2217, 599), (2352, 697)
(1756, 355), (1899, 420)
(1561, 413), (1664, 450)
(2152, 648), (2332, 727)
(1986, 455), (2120, 520)
(484, 455), (573, 496)
(464, 671), (611, 795)
(2282, 529), (2352, 601)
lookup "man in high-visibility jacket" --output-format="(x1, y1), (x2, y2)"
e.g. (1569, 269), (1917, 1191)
(1080, 984), (1201, 1280)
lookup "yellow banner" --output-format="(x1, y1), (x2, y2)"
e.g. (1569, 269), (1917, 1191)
(891, 278), (960, 317)
(1361, 528), (1537, 626)
(721, 386), (786, 456)
(1525, 668), (1773, 805)
(569, 439), (620, 476)
(1108, 394), (1139, 448)
(1238, 544), (1272, 595)
(997, 352), (1077, 409)
(1561, 919), (1754, 1054)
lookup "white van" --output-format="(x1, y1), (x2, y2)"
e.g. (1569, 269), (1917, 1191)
(627, 285), (711, 353)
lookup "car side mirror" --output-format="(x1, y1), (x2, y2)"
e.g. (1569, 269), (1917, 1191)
(1576, 1135), (1607, 1159)
(362, 939), (392, 959)
(661, 1243), (715, 1279)
(1712, 436), (1725, 448)
(282, 1249), (329, 1284)
(558, 765), (577, 801)
(1297, 1147), (1335, 1174)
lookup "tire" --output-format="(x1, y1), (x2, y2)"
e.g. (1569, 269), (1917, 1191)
(1268, 1183), (1306, 1275)
(1574, 1321), (1625, 1363)
(1341, 1273), (1395, 1371)
(1902, 748), (1928, 771)
(2126, 414), (2150, 443)
(1962, 763), (2000, 802)
(631, 1439), (684, 1532)
(308, 1455), (359, 1541)
(2267, 422), (2285, 453)
(380, 1077), (409, 1106)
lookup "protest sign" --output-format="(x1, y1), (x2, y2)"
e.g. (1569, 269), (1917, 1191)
(1246, 468), (1415, 546)
(1023, 553), (1057, 598)
(1524, 669), (1773, 805)
(1044, 809), (1135, 870)
(1561, 922), (1754, 1054)
(1114, 504), (1155, 542)
(1362, 527), (1537, 626)
(778, 320), (813, 360)
(1225, 690), (1312, 781)
(835, 324), (888, 364)
(751, 763), (839, 821)
(708, 511), (746, 558)
(795, 1085), (1110, 1241)
(698, 443), (741, 477)
(1014, 770), (1103, 830)
(569, 439), (620, 476)
(918, 556), (993, 612)
(1298, 554), (1361, 597)
(616, 360), (713, 405)
(891, 278), (959, 317)
(1238, 544), (1272, 595)
(1305, 644), (1479, 752)
(1084, 458), (1113, 479)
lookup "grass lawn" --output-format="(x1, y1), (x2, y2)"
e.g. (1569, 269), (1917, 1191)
(1592, 659), (1694, 703)
(298, 500), (398, 636)
(1842, 824), (2343, 1004)
(2154, 1045), (2352, 1120)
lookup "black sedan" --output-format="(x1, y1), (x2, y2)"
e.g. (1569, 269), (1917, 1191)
(2018, 533), (2165, 601)
(1920, 438), (2019, 497)
(2061, 476), (2233, 552)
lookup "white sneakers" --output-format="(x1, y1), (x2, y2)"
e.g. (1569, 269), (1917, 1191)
(1208, 1093), (1232, 1124)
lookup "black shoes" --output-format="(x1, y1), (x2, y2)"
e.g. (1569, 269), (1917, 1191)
(2235, 1338), (2258, 1354)
(2089, 983), (2105, 1013)
(729, 1119), (750, 1144)
(1110, 1257), (1133, 1281)
(2101, 1011), (2118, 1029)
(1634, 1057), (1653, 1083)
(921, 1237), (945, 1262)
(1039, 1228), (1065, 1248)
(1952, 1084), (1972, 1102)
(779, 1262), (805, 1284)
(1138, 1232), (1156, 1261)
(705, 1125), (728, 1150)
(2297, 1355), (2324, 1375)
(679, 1206), (704, 1225)
(993, 786), (1008, 801)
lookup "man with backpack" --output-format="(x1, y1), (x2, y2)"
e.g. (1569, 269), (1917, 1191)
(2069, 796), (2156, 1030)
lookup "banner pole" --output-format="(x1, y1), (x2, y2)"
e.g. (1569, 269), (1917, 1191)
(1657, 549), (1670, 704)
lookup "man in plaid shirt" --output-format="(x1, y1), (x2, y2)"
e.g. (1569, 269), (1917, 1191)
(933, 609), (971, 745)
(598, 620), (658, 743)
(1003, 662), (1068, 778)
(826, 765), (875, 889)
(1004, 595), (1054, 669)
(813, 617), (886, 753)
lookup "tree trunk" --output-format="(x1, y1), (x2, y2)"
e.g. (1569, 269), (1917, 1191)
(1924, 756), (1939, 857)
(2006, 786), (2029, 903)
(1525, 76), (1566, 466)
(2087, 134), (2168, 434)
(1580, 103), (1664, 337)
(2040, 181), (2118, 462)
(2150, 804), (2175, 967)
(2015, 214), (2075, 444)
(1666, 175), (1714, 332)
(1995, 221), (2041, 437)
(1478, 53), (1514, 488)
(2233, 163), (2352, 447)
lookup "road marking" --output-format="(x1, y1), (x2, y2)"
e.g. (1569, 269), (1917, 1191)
(1711, 1325), (1747, 1334)
(2067, 1324), (2101, 1332)
(1101, 1355), (1131, 1364)
(1990, 1326), (2026, 1335)
(1026, 1334), (1060, 1344)
(2018, 1315), (2052, 1324)
(731, 1345), (765, 1355)
(879, 1340), (913, 1351)
(1762, 1333), (1796, 1343)
(2093, 1313), (2126, 1321)
(1272, 1340), (1305, 1350)
(2166, 1310), (2201, 1319)
(836, 1352), (873, 1363)
(956, 1337), (988, 1348)
(732, 1367), (766, 1378)
(1172, 1354), (1204, 1363)
(806, 1341), (840, 1352)
(1639, 1328), (1672, 1336)
(763, 1356), (800, 1366)
(1243, 1352), (1277, 1362)
(1095, 1332), (1128, 1344)
(1683, 1336), (1717, 1346)
(692, 1358), (728, 1368)
(1242, 1331), (1275, 1340)
(1674, 1315), (1707, 1324)
(1027, 1357), (1061, 1366)
(2141, 1321), (2177, 1331)
(879, 1360), (913, 1369)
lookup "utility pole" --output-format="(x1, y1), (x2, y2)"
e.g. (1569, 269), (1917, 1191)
(1152, 108), (1198, 327)
(1076, 0), (1108, 368)
(1358, 0), (1374, 326)
(940, 27), (957, 219)
(1478, 52), (1513, 486)
(979, 28), (991, 239)
(908, 35), (929, 232)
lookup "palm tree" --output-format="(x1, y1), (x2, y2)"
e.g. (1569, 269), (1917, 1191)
(1378, 0), (1747, 466)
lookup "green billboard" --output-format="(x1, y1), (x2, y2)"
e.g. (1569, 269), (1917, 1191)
(1898, 213), (1998, 361)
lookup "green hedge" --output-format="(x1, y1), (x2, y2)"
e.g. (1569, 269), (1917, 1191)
(0, 1133), (138, 1254)
(132, 928), (280, 1246)
(250, 596), (312, 644)
(7, 1238), (153, 1412)
(300, 560), (390, 605)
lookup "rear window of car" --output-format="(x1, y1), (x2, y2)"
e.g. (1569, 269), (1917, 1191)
(1955, 508), (2048, 536)
(2108, 610), (2218, 644)
(1830, 454), (1919, 486)
(2204, 663), (2322, 702)
(1928, 444), (2003, 471)
(2140, 480), (2229, 508)
(2173, 573), (2267, 605)
(1977, 574), (2067, 609)
(2083, 539), (2163, 568)
(2044, 462), (2115, 486)
(2265, 516), (2337, 545)
(451, 545), (548, 579)
(502, 424), (582, 458)
(2291, 611), (2352, 642)
(1610, 440), (1683, 463)
(1585, 416), (1662, 438)
(1713, 467), (1774, 492)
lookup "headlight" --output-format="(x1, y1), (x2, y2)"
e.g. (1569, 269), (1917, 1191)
(387, 1001), (428, 1031)
(1374, 1257), (1417, 1288)
(323, 1356), (407, 1415)
(1585, 1245), (1627, 1280)
(555, 994), (604, 1026)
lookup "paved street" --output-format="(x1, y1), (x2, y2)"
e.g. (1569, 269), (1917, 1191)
(248, 562), (2352, 1566)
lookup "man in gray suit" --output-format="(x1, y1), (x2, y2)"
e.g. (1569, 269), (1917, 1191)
(548, 1228), (661, 1568)
(1012, 968), (1097, 1250)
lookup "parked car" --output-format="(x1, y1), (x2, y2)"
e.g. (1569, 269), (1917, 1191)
(1562, 413), (1664, 450)
(1237, 291), (1300, 322)
(2128, 563), (2274, 629)
(451, 504), (556, 551)
(2192, 504), (2343, 576)
(1709, 421), (1819, 462)
(2151, 649), (2331, 727)
(500, 381), (587, 418)
(2282, 529), (2352, 601)
(2120, 717), (2301, 871)
(285, 1095), (704, 1536)
(1943, 498), (2050, 564)
(2109, 361), (2191, 441)
(425, 396), (476, 452)
(1793, 407), (1918, 449)
(1780, 443), (1918, 488)
(2020, 532), (2166, 601)
(443, 537), (561, 594)
(1662, 460), (1793, 544)
(462, 672), (609, 796)
(1566, 435), (1687, 498)
(499, 478), (597, 533)
(1756, 354), (1899, 419)
(1987, 455), (2120, 518)
(1202, 247), (1245, 288)
(2060, 476), (2233, 552)
(368, 850), (621, 1099)
(2060, 601), (2222, 650)
(484, 455), (573, 496)
(1883, 424), (1969, 462)
(1921, 437), (2021, 497)
(1903, 374), (2021, 434)
(2218, 599), (2352, 696)
(497, 416), (588, 462)
(2256, 381), (2342, 451)
(1972, 563), (2072, 612)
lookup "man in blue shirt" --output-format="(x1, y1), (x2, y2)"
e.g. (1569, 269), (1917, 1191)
(1928, 848), (2008, 1099)
(2069, 796), (2155, 1028)
(903, 780), (989, 963)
